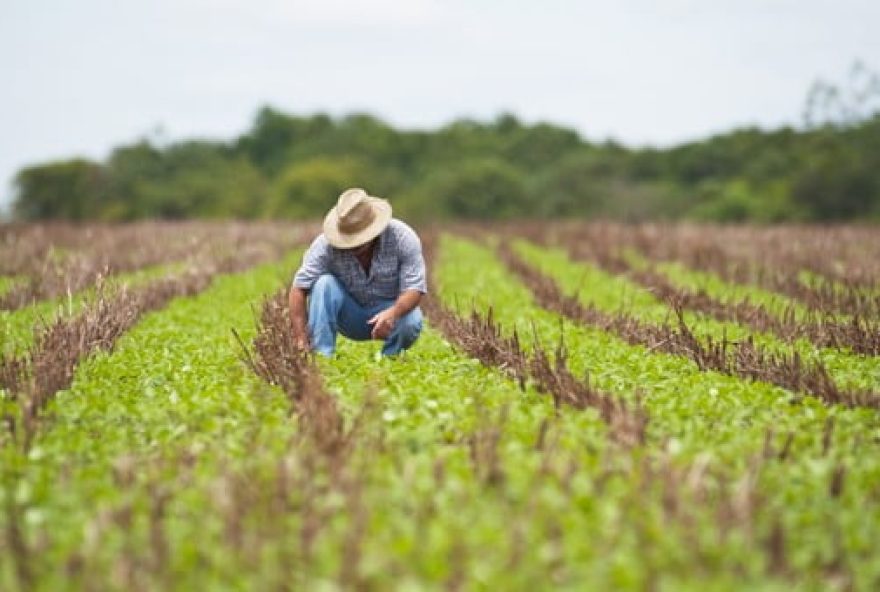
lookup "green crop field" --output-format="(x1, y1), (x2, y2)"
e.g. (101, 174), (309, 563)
(1, 221), (879, 591)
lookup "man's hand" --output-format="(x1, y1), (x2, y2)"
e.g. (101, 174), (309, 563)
(293, 334), (311, 353)
(368, 307), (399, 340)
(289, 286), (311, 353)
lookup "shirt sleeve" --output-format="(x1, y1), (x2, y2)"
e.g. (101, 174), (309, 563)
(292, 234), (330, 290)
(397, 225), (428, 294)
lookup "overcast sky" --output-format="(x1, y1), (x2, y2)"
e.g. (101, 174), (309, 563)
(2, 0), (878, 211)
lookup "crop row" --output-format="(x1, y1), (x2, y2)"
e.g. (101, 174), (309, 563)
(546, 221), (880, 287)
(0, 241), (779, 589)
(1, 271), (215, 449)
(489, 221), (879, 319)
(0, 221), (304, 277)
(4, 253), (604, 589)
(435, 234), (880, 585)
(438, 234), (880, 449)
(0, 221), (310, 310)
(0, 250), (303, 591)
(547, 225), (880, 356)
(1, 227), (878, 589)
(621, 255), (880, 356)
(224, 278), (807, 588)
(196, 232), (879, 588)
(556, 222), (880, 318)
(1, 262), (183, 357)
(0, 228), (308, 448)
(419, 234), (647, 446)
(0, 223), (305, 356)
(518, 222), (880, 356)
(504, 228), (880, 379)
(501, 239), (880, 410)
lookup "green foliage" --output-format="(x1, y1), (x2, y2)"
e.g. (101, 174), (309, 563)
(687, 179), (797, 223)
(531, 150), (610, 217)
(13, 159), (105, 221)
(0, 252), (303, 589)
(104, 141), (267, 220)
(11, 102), (880, 222)
(533, 150), (682, 220)
(415, 158), (530, 219)
(2, 232), (880, 588)
(267, 156), (379, 218)
(514, 239), (880, 397)
(235, 106), (326, 175)
(791, 131), (880, 221)
(0, 262), (185, 357)
(438, 235), (880, 586)
(0, 276), (23, 298)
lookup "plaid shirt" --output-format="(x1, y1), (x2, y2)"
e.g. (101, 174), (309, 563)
(292, 219), (427, 307)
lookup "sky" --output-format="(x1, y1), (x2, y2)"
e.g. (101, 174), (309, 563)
(2, 0), (879, 212)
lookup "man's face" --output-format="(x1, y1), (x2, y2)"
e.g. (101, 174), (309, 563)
(344, 238), (377, 256)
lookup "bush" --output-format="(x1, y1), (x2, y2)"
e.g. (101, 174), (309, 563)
(418, 158), (530, 219)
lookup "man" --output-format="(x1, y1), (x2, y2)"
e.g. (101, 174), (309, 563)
(289, 187), (426, 357)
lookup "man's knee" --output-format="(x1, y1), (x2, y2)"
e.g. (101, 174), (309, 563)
(397, 307), (423, 342)
(308, 274), (345, 318)
(312, 274), (343, 296)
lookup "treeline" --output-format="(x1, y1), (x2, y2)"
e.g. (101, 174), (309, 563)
(12, 107), (880, 222)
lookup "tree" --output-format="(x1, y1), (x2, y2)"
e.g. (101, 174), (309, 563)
(103, 140), (166, 219)
(532, 151), (609, 217)
(267, 157), (378, 219)
(422, 158), (530, 219)
(13, 159), (105, 220)
(501, 121), (583, 170)
(791, 140), (877, 221)
(236, 108), (334, 175)
(11, 83), (880, 223)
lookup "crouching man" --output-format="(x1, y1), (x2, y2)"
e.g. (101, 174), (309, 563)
(289, 188), (426, 357)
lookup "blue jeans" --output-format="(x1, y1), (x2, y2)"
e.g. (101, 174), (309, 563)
(308, 274), (423, 357)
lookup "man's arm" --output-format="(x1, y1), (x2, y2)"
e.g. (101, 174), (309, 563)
(289, 285), (311, 351)
(368, 289), (422, 340)
(368, 223), (428, 340)
(289, 235), (331, 352)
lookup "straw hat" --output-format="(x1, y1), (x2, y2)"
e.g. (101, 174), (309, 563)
(323, 188), (393, 249)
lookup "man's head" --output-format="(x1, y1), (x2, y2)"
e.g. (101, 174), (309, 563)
(323, 188), (392, 250)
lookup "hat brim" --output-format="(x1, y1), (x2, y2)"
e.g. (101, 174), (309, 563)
(323, 197), (392, 249)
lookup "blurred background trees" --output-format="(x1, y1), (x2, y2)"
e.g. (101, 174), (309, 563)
(12, 64), (880, 223)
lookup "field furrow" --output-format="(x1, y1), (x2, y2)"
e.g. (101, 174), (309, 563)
(539, 222), (880, 318)
(507, 239), (880, 407)
(0, 251), (304, 590)
(1, 232), (309, 439)
(230, 285), (796, 588)
(2, 223), (878, 590)
(560, 236), (880, 357)
(439, 233), (879, 443)
(0, 262), (186, 357)
(618, 253), (880, 357)
(431, 233), (880, 588)
(0, 222), (309, 311)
